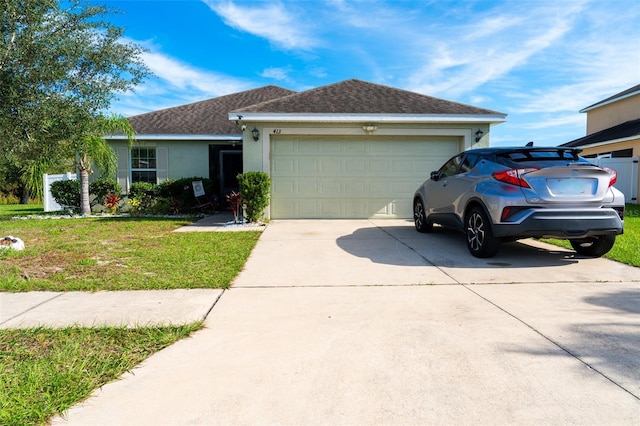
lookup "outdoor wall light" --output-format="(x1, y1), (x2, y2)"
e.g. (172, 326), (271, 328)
(251, 127), (260, 141)
(362, 124), (377, 135)
(475, 129), (484, 143)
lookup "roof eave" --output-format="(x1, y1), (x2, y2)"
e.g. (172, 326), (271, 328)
(580, 89), (640, 113)
(562, 134), (640, 150)
(105, 134), (242, 141)
(228, 113), (507, 124)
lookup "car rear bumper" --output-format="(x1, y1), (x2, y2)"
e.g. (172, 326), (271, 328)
(492, 208), (624, 239)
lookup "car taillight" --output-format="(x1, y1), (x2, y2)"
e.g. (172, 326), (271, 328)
(492, 168), (539, 188)
(603, 167), (617, 187)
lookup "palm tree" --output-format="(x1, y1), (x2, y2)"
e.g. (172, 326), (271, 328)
(74, 115), (135, 216)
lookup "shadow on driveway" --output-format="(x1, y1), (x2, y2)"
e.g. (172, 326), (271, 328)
(337, 225), (581, 269)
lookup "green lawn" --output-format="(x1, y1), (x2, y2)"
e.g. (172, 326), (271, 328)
(0, 205), (261, 425)
(0, 323), (202, 425)
(0, 207), (261, 292)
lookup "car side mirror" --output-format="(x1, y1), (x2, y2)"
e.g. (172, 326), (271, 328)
(430, 171), (439, 181)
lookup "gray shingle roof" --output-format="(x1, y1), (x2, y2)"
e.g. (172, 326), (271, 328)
(233, 79), (503, 115)
(128, 86), (295, 135)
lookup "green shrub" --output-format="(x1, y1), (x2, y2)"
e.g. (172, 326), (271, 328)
(0, 193), (20, 205)
(89, 178), (123, 207)
(50, 180), (80, 211)
(127, 182), (158, 214)
(237, 171), (270, 222)
(126, 178), (214, 215)
(156, 177), (214, 213)
(128, 182), (157, 198)
(50, 178), (123, 212)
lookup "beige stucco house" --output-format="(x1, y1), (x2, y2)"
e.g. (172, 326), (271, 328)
(111, 79), (506, 219)
(562, 84), (640, 203)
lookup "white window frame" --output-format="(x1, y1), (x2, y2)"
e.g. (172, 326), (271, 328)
(131, 147), (158, 184)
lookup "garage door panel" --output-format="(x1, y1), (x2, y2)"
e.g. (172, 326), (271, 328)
(391, 159), (413, 174)
(297, 179), (319, 193)
(320, 180), (341, 194)
(370, 181), (391, 193)
(272, 180), (295, 195)
(319, 159), (342, 174)
(271, 136), (460, 218)
(298, 200), (321, 216)
(370, 160), (389, 173)
(345, 141), (366, 153)
(271, 158), (296, 174)
(391, 180), (418, 194)
(345, 181), (365, 194)
(346, 158), (366, 173)
(298, 158), (318, 174)
(319, 141), (344, 154)
(272, 140), (296, 154)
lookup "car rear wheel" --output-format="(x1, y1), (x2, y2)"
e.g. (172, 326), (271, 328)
(466, 206), (501, 258)
(570, 235), (616, 257)
(413, 198), (433, 233)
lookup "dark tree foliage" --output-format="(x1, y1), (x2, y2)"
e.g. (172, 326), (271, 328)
(0, 0), (150, 202)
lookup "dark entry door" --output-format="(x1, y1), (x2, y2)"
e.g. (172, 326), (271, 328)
(220, 150), (243, 197)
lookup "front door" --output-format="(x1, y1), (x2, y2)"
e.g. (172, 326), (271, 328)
(220, 150), (243, 197)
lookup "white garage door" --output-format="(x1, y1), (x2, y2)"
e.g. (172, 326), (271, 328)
(270, 136), (461, 219)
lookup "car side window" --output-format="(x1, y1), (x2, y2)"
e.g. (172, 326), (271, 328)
(438, 155), (463, 178)
(459, 154), (479, 173)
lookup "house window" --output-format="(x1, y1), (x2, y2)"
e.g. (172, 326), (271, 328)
(131, 148), (157, 183)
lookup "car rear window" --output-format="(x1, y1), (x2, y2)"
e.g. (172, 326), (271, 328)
(501, 150), (578, 161)
(495, 149), (591, 168)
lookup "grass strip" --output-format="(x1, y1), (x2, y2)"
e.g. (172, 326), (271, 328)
(0, 323), (202, 425)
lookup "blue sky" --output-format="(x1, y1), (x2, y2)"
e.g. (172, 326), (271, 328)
(99, 0), (640, 147)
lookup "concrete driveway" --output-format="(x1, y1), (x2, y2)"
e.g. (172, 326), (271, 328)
(54, 219), (640, 425)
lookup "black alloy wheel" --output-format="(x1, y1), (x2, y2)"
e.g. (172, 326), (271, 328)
(413, 198), (433, 233)
(465, 206), (501, 258)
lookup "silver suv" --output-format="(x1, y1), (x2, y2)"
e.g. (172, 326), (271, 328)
(413, 147), (625, 258)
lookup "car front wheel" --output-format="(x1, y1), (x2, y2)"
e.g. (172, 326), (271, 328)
(414, 198), (433, 233)
(570, 235), (616, 257)
(466, 206), (501, 258)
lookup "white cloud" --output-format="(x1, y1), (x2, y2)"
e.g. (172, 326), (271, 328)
(520, 114), (586, 130)
(142, 51), (248, 95)
(405, 3), (581, 98)
(260, 66), (292, 81)
(202, 0), (318, 50)
(109, 43), (252, 116)
(508, 7), (640, 115)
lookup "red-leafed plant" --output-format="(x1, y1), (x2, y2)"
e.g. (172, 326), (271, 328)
(226, 191), (242, 223)
(104, 192), (121, 213)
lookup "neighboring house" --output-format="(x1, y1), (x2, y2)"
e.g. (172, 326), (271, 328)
(110, 79), (506, 219)
(561, 84), (640, 204)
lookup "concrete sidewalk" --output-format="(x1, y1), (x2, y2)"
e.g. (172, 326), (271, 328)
(0, 289), (223, 329)
(172, 211), (266, 233)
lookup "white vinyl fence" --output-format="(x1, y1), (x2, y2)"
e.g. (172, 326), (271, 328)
(594, 157), (639, 204)
(43, 172), (77, 212)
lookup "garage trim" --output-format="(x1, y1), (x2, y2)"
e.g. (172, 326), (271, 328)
(261, 126), (474, 172)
